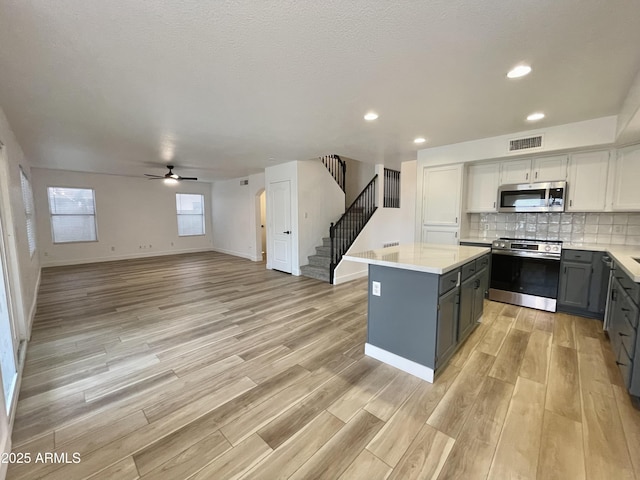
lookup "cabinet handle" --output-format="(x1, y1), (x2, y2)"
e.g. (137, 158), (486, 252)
(526, 172), (529, 180)
(455, 231), (458, 238)
(455, 217), (458, 224)
(621, 307), (630, 312)
(619, 332), (629, 337)
(493, 201), (496, 208)
(569, 199), (573, 207)
(616, 361), (626, 366)
(535, 171), (538, 179)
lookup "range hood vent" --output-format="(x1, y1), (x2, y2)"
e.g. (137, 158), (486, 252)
(508, 135), (543, 152)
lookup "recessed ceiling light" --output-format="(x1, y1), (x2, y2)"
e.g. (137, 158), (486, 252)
(364, 112), (379, 121)
(414, 137), (426, 144)
(526, 112), (545, 121)
(507, 65), (532, 79)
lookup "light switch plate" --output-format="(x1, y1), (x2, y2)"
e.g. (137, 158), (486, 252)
(372, 281), (381, 296)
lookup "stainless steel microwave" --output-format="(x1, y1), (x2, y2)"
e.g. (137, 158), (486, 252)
(497, 181), (566, 213)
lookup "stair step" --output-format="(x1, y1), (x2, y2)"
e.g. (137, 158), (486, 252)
(309, 254), (331, 267)
(315, 245), (330, 256)
(300, 264), (330, 283)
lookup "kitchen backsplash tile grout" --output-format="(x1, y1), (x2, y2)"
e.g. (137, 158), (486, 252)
(468, 212), (640, 246)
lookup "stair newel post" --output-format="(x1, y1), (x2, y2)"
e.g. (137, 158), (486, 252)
(329, 222), (335, 284)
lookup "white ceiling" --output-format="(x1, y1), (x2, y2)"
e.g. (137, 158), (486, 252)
(1, 0), (639, 181)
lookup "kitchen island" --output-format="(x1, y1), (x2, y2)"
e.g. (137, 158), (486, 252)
(344, 243), (490, 382)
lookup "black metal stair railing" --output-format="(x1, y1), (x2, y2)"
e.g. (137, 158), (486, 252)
(383, 168), (400, 208)
(320, 154), (346, 192)
(329, 174), (378, 283)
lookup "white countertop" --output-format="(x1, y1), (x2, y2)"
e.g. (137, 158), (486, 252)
(343, 243), (490, 275)
(459, 237), (640, 282)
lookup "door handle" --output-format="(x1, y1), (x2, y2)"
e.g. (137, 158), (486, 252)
(283, 231), (291, 234)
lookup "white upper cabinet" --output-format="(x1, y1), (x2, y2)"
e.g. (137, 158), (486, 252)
(567, 151), (609, 212)
(466, 162), (500, 212)
(500, 159), (532, 184)
(499, 155), (568, 185)
(422, 164), (462, 226)
(613, 145), (640, 211)
(532, 155), (568, 182)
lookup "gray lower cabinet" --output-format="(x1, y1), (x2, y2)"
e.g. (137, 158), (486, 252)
(367, 254), (489, 375)
(558, 250), (609, 319)
(436, 286), (458, 367)
(607, 266), (640, 396)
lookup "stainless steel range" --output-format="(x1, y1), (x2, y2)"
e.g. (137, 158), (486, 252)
(489, 237), (562, 312)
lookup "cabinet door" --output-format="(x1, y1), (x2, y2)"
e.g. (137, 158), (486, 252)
(421, 227), (458, 245)
(558, 261), (591, 309)
(500, 159), (531, 185)
(466, 163), (500, 212)
(613, 146), (640, 210)
(422, 165), (462, 225)
(474, 269), (489, 321)
(532, 155), (568, 182)
(436, 287), (458, 367)
(567, 151), (609, 212)
(458, 276), (475, 341)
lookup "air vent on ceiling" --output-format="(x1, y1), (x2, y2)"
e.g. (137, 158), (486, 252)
(508, 135), (543, 152)
(240, 179), (249, 186)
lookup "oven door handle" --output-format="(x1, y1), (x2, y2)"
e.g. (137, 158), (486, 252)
(491, 249), (561, 261)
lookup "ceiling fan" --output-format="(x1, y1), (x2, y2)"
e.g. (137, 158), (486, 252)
(144, 165), (198, 183)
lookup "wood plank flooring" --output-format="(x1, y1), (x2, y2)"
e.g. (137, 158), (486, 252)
(7, 251), (640, 479)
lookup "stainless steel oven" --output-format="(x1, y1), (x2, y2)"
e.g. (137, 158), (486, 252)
(489, 238), (562, 312)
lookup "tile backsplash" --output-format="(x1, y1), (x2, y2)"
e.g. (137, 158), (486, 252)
(468, 212), (640, 246)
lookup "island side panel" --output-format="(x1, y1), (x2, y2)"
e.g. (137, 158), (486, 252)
(367, 264), (440, 369)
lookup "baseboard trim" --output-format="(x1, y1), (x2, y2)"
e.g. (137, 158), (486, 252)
(333, 268), (367, 285)
(364, 343), (434, 383)
(26, 267), (41, 335)
(210, 247), (261, 262)
(40, 248), (215, 267)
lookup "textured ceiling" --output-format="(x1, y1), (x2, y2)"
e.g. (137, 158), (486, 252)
(1, 0), (639, 180)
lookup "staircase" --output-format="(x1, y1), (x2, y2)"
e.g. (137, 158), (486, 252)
(300, 237), (333, 282)
(301, 173), (378, 283)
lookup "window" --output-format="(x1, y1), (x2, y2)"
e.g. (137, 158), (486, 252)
(47, 187), (97, 243)
(176, 193), (205, 236)
(20, 167), (36, 256)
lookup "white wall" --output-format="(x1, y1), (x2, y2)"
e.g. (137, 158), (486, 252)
(0, 105), (42, 474)
(417, 116), (617, 167)
(32, 168), (214, 267)
(343, 157), (376, 206)
(334, 161), (417, 284)
(298, 160), (345, 266)
(211, 173), (265, 261)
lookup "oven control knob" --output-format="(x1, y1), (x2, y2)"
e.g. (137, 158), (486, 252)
(544, 245), (551, 252)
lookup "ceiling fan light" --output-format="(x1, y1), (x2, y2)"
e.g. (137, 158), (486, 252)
(164, 178), (178, 185)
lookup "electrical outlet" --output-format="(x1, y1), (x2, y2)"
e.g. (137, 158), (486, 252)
(372, 281), (381, 296)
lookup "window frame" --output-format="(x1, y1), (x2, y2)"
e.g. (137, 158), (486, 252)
(19, 166), (37, 257)
(175, 192), (206, 237)
(47, 186), (99, 244)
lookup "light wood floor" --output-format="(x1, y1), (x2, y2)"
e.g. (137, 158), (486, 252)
(7, 252), (640, 480)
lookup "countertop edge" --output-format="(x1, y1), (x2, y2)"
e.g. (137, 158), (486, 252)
(343, 246), (490, 275)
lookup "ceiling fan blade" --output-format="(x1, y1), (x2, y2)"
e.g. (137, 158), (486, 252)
(178, 177), (198, 181)
(144, 174), (164, 178)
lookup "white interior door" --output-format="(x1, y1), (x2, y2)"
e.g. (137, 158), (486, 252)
(0, 222), (17, 414)
(270, 180), (292, 273)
